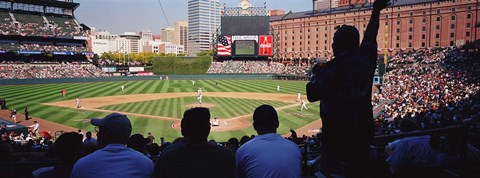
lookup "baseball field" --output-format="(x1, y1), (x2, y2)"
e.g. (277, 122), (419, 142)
(1, 80), (321, 142)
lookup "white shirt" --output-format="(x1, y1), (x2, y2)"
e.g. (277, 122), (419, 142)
(30, 123), (39, 131)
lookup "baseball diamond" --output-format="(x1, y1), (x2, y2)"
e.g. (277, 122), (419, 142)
(1, 80), (321, 141)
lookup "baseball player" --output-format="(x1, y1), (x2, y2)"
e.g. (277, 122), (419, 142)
(75, 97), (81, 108)
(297, 93), (301, 102)
(11, 109), (17, 123)
(300, 100), (308, 111)
(192, 80), (195, 85)
(277, 85), (280, 92)
(121, 85), (125, 91)
(197, 88), (203, 104)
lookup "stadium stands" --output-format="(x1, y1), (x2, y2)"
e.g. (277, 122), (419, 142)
(0, 63), (110, 79)
(208, 60), (310, 76)
(0, 11), (16, 35)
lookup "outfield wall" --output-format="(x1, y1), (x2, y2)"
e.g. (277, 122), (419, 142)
(0, 74), (276, 85)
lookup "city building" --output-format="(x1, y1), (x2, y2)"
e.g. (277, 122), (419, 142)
(174, 20), (189, 52)
(161, 27), (175, 43)
(315, 0), (339, 10)
(270, 0), (480, 59)
(139, 30), (153, 41)
(187, 0), (221, 56)
(90, 30), (156, 55)
(159, 43), (185, 55)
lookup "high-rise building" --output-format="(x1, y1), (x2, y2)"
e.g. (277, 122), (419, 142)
(161, 27), (175, 43)
(174, 20), (188, 52)
(187, 0), (221, 56)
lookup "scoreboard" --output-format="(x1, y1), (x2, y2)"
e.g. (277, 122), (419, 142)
(217, 35), (273, 57)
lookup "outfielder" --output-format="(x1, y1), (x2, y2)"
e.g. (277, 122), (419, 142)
(277, 85), (280, 92)
(300, 100), (308, 111)
(192, 80), (195, 85)
(197, 88), (203, 104)
(121, 85), (125, 91)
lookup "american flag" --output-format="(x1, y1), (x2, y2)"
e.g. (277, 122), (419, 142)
(217, 36), (231, 56)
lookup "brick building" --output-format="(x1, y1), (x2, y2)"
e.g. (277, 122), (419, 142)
(270, 0), (480, 59)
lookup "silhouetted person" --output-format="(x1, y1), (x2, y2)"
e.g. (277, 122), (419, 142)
(236, 105), (302, 178)
(32, 132), (83, 178)
(83, 131), (97, 146)
(154, 107), (235, 178)
(127, 134), (147, 155)
(71, 113), (153, 178)
(306, 0), (390, 177)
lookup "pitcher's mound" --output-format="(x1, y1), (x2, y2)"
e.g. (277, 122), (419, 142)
(185, 103), (216, 108)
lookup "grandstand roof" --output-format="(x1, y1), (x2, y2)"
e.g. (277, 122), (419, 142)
(270, 0), (440, 22)
(4, 0), (79, 9)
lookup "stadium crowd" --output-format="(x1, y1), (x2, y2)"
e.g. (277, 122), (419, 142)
(97, 58), (146, 66)
(373, 46), (480, 136)
(0, 11), (87, 37)
(0, 43), (88, 53)
(0, 106), (306, 177)
(208, 60), (310, 76)
(0, 63), (110, 79)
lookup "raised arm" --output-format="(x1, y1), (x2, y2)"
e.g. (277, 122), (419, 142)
(361, 0), (390, 46)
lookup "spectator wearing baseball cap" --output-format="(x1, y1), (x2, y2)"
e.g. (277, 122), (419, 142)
(154, 107), (235, 178)
(71, 112), (153, 178)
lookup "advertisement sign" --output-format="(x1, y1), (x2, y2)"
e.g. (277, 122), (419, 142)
(137, 72), (154, 76)
(232, 35), (258, 43)
(258, 35), (273, 56)
(16, 51), (42, 55)
(101, 67), (117, 72)
(0, 50), (6, 54)
(129, 67), (145, 72)
(53, 51), (74, 55)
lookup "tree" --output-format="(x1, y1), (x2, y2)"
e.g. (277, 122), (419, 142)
(196, 50), (213, 57)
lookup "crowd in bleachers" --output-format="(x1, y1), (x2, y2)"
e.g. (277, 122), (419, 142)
(373, 47), (480, 135)
(0, 63), (110, 79)
(208, 60), (310, 75)
(97, 59), (145, 66)
(0, 11), (87, 37)
(0, 43), (88, 53)
(388, 47), (457, 65)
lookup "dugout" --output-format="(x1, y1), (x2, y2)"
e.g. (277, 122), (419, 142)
(1, 118), (28, 135)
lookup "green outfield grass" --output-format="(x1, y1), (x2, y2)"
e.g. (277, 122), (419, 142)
(100, 96), (290, 119)
(0, 80), (320, 142)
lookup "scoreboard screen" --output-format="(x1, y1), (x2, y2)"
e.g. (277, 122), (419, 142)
(221, 16), (270, 35)
(235, 41), (255, 55)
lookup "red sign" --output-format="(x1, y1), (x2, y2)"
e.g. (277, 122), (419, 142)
(258, 35), (273, 56)
(137, 72), (154, 76)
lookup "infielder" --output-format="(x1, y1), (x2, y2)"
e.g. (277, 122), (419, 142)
(297, 93), (301, 102)
(75, 97), (81, 108)
(300, 100), (308, 111)
(197, 88), (203, 104)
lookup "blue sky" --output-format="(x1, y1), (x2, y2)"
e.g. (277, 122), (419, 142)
(75, 0), (312, 34)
